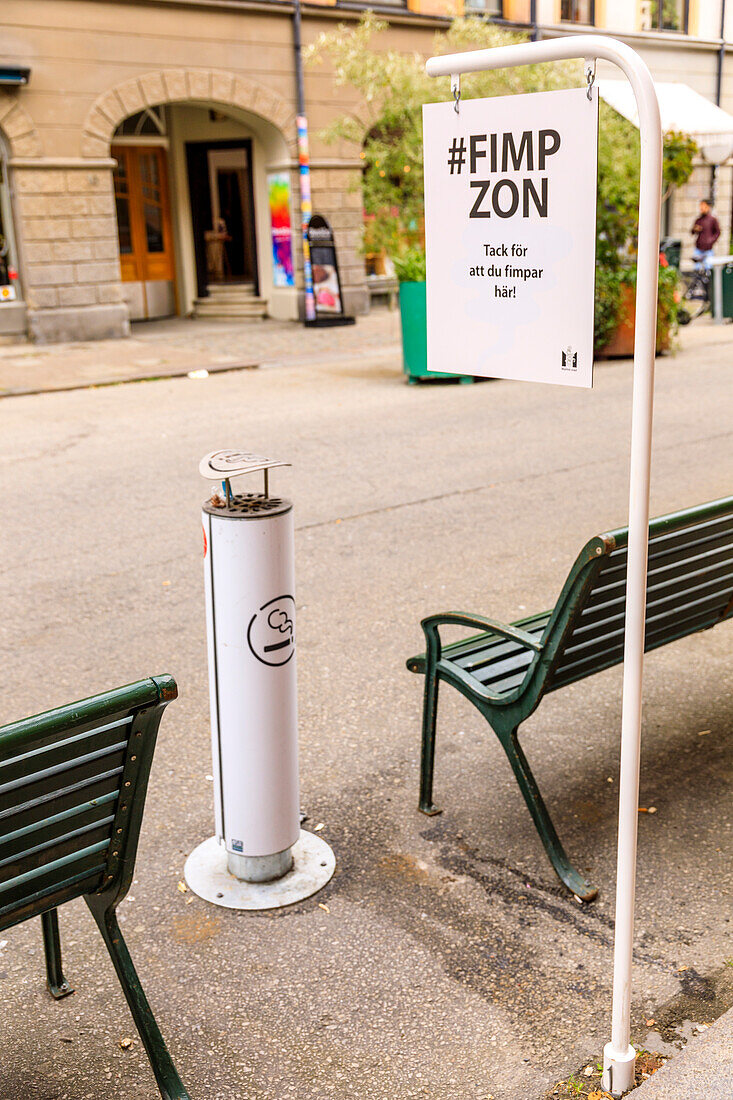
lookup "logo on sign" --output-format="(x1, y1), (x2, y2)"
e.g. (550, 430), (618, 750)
(247, 595), (296, 666)
(561, 346), (578, 371)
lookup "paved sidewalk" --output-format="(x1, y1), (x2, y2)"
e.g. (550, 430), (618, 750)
(634, 1008), (733, 1098)
(0, 308), (730, 398)
(0, 309), (403, 396)
(0, 306), (731, 1099)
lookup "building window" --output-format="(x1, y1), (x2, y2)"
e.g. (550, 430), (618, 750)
(114, 106), (166, 139)
(560, 0), (595, 23)
(640, 1), (689, 33)
(465, 0), (503, 16)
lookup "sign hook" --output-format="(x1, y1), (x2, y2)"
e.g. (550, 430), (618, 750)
(584, 59), (596, 102)
(451, 73), (460, 115)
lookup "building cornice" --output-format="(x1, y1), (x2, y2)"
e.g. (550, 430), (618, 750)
(535, 22), (731, 53)
(8, 157), (117, 168)
(77, 0), (451, 30)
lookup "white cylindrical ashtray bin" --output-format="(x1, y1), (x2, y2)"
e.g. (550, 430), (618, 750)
(203, 493), (299, 880)
(186, 449), (335, 911)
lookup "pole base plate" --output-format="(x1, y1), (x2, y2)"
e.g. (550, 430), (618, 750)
(184, 830), (335, 911)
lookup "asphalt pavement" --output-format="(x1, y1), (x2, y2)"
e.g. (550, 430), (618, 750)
(0, 312), (731, 1099)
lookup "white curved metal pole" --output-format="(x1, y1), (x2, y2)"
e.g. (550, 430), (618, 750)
(427, 36), (662, 1097)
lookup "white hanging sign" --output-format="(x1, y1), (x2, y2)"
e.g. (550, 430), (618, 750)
(423, 86), (598, 387)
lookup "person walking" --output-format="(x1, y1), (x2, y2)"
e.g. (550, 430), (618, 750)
(691, 198), (720, 271)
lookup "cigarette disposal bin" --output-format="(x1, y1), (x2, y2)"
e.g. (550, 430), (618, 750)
(184, 449), (335, 910)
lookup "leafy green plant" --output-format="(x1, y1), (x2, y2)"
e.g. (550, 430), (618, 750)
(393, 248), (426, 284)
(594, 265), (624, 351)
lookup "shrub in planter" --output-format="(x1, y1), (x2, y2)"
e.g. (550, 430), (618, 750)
(595, 264), (680, 357)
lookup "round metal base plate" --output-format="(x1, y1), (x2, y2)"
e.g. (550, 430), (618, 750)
(184, 830), (335, 911)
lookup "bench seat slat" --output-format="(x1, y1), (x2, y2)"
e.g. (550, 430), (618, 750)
(558, 585), (728, 669)
(0, 718), (132, 788)
(0, 802), (117, 868)
(576, 551), (733, 629)
(0, 863), (108, 931)
(0, 749), (127, 816)
(551, 603), (723, 688)
(609, 512), (733, 560)
(568, 564), (733, 644)
(0, 770), (123, 832)
(0, 842), (109, 910)
(0, 821), (113, 882)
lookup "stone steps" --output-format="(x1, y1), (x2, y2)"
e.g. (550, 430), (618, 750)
(192, 284), (267, 321)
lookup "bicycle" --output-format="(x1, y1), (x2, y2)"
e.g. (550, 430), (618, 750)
(677, 263), (710, 325)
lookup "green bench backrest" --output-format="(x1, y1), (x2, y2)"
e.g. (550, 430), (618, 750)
(0, 677), (175, 932)
(549, 498), (733, 690)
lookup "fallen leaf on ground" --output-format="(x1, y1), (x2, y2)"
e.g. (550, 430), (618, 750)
(646, 1018), (656, 1026)
(177, 881), (188, 894)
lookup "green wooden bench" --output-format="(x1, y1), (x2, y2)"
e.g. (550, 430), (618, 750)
(0, 675), (189, 1100)
(407, 497), (733, 903)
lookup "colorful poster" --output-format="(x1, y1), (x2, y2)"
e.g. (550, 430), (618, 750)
(267, 172), (295, 288)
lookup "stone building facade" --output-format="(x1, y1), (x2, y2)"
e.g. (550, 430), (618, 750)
(1, 0), (452, 342)
(2, 0), (733, 342)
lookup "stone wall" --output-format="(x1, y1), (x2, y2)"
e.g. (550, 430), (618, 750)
(15, 164), (128, 342)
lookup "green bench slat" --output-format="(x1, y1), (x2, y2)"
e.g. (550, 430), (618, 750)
(0, 717), (132, 788)
(0, 793), (117, 865)
(0, 746), (127, 816)
(0, 818), (115, 880)
(0, 841), (109, 911)
(0, 769), (123, 835)
(0, 863), (108, 931)
(555, 583), (730, 681)
(587, 540), (733, 606)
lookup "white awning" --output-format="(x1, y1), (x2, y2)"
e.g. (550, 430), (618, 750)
(598, 80), (733, 164)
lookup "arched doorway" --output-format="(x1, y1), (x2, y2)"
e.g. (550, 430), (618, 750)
(87, 71), (298, 322)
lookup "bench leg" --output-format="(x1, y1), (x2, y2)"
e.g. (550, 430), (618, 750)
(85, 897), (190, 1100)
(41, 908), (74, 999)
(419, 666), (442, 815)
(497, 726), (598, 902)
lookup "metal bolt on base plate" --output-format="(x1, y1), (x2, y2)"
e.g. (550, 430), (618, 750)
(184, 830), (335, 911)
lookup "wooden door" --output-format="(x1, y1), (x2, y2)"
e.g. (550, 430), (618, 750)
(112, 145), (175, 286)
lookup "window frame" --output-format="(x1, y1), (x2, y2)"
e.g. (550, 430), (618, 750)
(644, 0), (690, 34)
(559, 0), (595, 24)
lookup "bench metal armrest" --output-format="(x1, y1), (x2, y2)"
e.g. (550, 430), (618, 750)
(421, 611), (544, 658)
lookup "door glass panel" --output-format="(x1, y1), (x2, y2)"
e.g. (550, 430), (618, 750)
(112, 155), (133, 255)
(139, 152), (165, 253)
(144, 202), (164, 252)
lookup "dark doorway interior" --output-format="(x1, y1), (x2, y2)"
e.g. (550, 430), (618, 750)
(185, 139), (258, 299)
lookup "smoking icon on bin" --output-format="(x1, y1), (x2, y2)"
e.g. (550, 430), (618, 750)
(247, 595), (296, 666)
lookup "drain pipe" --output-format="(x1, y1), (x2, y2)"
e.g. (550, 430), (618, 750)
(293, 0), (316, 322)
(712, 0), (727, 203)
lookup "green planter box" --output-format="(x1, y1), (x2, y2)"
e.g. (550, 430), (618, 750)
(399, 281), (472, 383)
(721, 263), (733, 319)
